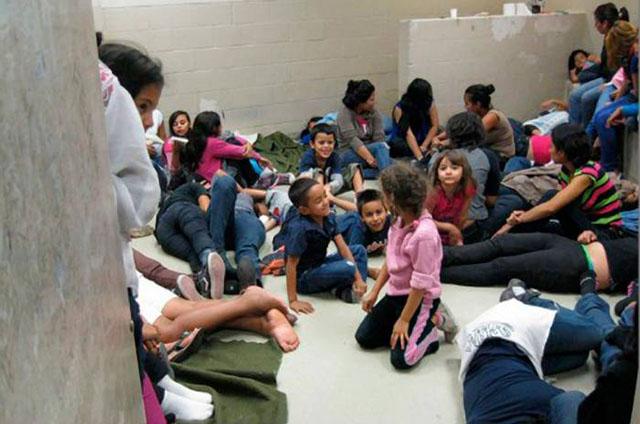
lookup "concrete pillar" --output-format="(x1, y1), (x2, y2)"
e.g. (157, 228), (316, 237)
(0, 1), (144, 422)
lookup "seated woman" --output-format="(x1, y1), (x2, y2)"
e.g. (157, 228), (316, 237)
(441, 230), (638, 293)
(136, 272), (299, 353)
(496, 123), (624, 240)
(337, 79), (392, 179)
(389, 78), (439, 161)
(589, 21), (638, 174)
(181, 111), (271, 187)
(460, 274), (637, 424)
(463, 84), (515, 161)
(164, 110), (191, 189)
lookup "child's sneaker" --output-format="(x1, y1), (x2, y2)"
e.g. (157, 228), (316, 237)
(271, 172), (295, 187)
(434, 301), (459, 344)
(237, 257), (257, 291)
(175, 275), (205, 301)
(196, 252), (225, 299)
(335, 287), (357, 304)
(499, 278), (540, 302)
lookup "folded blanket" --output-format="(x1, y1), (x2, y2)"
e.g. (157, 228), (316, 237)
(173, 336), (287, 424)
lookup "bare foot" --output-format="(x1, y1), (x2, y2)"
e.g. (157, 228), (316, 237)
(266, 309), (299, 352)
(242, 286), (289, 315)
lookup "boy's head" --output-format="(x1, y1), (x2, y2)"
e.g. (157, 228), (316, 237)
(446, 112), (485, 150)
(356, 189), (387, 233)
(289, 178), (330, 218)
(309, 123), (337, 161)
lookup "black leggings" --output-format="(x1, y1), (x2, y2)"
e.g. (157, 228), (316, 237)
(441, 233), (589, 292)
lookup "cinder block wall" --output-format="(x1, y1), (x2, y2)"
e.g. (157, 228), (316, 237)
(399, 13), (590, 122)
(93, 0), (503, 135)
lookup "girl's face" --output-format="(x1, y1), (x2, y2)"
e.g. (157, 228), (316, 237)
(574, 52), (588, 70)
(550, 143), (566, 164)
(134, 83), (162, 130)
(594, 18), (610, 35)
(463, 94), (481, 114)
(437, 157), (463, 188)
(359, 91), (376, 113)
(172, 114), (190, 137)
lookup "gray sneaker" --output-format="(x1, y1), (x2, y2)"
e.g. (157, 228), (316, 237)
(499, 279), (540, 302)
(435, 301), (459, 344)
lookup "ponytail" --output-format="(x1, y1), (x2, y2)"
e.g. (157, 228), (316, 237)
(182, 111), (221, 172)
(464, 84), (495, 110)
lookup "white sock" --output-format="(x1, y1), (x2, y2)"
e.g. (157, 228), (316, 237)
(158, 375), (213, 404)
(161, 391), (214, 421)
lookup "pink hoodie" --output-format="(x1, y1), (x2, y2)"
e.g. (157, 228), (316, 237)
(196, 136), (262, 182)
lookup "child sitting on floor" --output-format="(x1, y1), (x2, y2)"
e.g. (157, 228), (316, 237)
(426, 150), (476, 246)
(284, 178), (369, 314)
(355, 163), (443, 370)
(337, 189), (391, 256)
(299, 123), (364, 211)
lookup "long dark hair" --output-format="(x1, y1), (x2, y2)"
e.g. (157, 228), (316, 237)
(98, 43), (164, 99)
(342, 79), (375, 110)
(398, 78), (433, 139)
(182, 111), (222, 172)
(428, 149), (476, 194)
(446, 112), (486, 150)
(594, 3), (628, 26)
(568, 49), (590, 71)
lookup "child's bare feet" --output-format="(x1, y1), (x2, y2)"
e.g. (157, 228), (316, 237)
(266, 309), (299, 352)
(242, 286), (289, 315)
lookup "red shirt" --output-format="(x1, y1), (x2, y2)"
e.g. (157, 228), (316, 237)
(426, 183), (476, 245)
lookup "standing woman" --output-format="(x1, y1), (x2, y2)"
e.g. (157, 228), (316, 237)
(463, 84), (515, 161)
(337, 79), (392, 179)
(389, 78), (440, 161)
(569, 3), (629, 127)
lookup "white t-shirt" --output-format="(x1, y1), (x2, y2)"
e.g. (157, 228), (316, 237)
(456, 299), (557, 381)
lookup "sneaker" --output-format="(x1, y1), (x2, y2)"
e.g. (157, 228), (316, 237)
(434, 301), (459, 344)
(207, 252), (225, 299)
(224, 279), (241, 295)
(271, 172), (295, 187)
(336, 287), (357, 304)
(499, 279), (529, 302)
(129, 225), (154, 238)
(237, 257), (257, 291)
(175, 275), (205, 301)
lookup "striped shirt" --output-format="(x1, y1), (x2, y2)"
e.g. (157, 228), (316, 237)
(558, 161), (622, 227)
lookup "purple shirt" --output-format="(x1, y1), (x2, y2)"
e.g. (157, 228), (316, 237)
(386, 210), (442, 300)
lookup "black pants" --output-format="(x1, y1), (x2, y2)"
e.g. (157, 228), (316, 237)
(155, 201), (214, 272)
(441, 233), (588, 292)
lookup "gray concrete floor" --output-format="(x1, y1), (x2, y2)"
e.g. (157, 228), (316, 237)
(132, 187), (621, 424)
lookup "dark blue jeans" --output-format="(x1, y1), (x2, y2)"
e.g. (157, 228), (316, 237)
(524, 294), (613, 375)
(477, 186), (531, 240)
(590, 95), (635, 171)
(155, 201), (215, 272)
(336, 212), (367, 246)
(234, 209), (266, 279)
(297, 244), (368, 294)
(340, 142), (392, 179)
(503, 156), (532, 175)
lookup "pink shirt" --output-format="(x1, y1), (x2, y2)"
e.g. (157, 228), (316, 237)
(385, 210), (442, 300)
(196, 136), (262, 182)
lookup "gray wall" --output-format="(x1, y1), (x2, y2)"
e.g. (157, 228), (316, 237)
(0, 1), (144, 422)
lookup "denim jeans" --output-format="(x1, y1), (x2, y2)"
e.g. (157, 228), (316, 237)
(524, 294), (612, 375)
(340, 142), (392, 179)
(591, 95), (635, 171)
(569, 78), (604, 126)
(503, 156), (532, 175)
(234, 209), (266, 279)
(548, 391), (586, 424)
(336, 211), (367, 246)
(479, 186), (532, 239)
(297, 244), (368, 294)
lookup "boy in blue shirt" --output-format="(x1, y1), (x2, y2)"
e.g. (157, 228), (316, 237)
(285, 178), (368, 314)
(299, 123), (364, 211)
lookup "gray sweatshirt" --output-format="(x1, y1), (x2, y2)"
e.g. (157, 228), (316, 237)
(336, 105), (385, 153)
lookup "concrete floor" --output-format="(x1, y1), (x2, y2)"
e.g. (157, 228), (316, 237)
(132, 188), (622, 424)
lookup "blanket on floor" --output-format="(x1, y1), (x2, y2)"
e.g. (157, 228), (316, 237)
(253, 132), (306, 174)
(173, 336), (287, 424)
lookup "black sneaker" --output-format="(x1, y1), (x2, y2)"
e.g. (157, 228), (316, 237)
(237, 257), (257, 291)
(335, 287), (357, 304)
(224, 279), (241, 295)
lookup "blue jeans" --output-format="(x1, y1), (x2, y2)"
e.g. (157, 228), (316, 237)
(503, 156), (532, 175)
(548, 391), (586, 424)
(524, 293), (614, 375)
(336, 212), (367, 246)
(591, 95), (636, 171)
(297, 244), (368, 294)
(569, 78), (604, 126)
(340, 142), (392, 179)
(479, 186), (531, 239)
(234, 209), (266, 280)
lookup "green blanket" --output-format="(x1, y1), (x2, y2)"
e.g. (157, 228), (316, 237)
(253, 132), (306, 174)
(172, 337), (287, 424)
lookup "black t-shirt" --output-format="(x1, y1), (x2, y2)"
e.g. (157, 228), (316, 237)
(601, 236), (638, 291)
(159, 182), (208, 218)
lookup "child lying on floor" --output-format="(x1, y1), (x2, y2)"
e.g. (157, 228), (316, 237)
(136, 266), (299, 353)
(284, 178), (369, 314)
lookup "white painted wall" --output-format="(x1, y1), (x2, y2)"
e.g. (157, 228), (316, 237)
(93, 0), (636, 134)
(399, 13), (589, 122)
